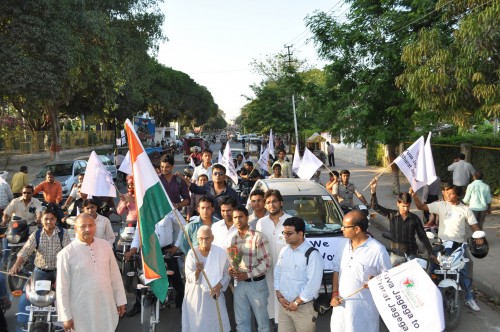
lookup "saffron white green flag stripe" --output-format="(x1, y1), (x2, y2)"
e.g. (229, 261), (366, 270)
(124, 119), (169, 301)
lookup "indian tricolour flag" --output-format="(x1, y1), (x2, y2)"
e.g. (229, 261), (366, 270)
(124, 119), (169, 300)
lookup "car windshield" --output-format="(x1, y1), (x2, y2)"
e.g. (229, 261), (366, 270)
(36, 163), (73, 177)
(99, 156), (111, 165)
(282, 195), (343, 235)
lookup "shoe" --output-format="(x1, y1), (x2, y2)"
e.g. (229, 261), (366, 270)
(126, 306), (141, 317)
(465, 300), (480, 312)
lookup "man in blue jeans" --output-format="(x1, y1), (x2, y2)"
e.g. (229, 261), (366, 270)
(228, 206), (271, 332)
(411, 184), (484, 312)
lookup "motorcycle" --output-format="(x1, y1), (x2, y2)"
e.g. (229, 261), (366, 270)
(132, 251), (178, 332)
(115, 221), (138, 292)
(429, 236), (469, 331)
(21, 269), (59, 332)
(6, 217), (35, 292)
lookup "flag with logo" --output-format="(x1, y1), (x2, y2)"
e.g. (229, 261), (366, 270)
(124, 119), (169, 301)
(297, 148), (323, 180)
(81, 151), (116, 197)
(368, 260), (444, 331)
(394, 136), (426, 191)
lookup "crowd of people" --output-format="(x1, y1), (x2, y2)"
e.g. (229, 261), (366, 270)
(0, 143), (493, 331)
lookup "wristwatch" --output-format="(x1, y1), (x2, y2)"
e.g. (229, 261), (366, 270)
(293, 300), (299, 306)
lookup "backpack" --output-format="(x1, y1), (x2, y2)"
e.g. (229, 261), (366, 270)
(35, 227), (65, 249)
(305, 247), (318, 265)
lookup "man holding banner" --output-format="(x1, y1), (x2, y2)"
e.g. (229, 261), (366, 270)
(330, 211), (391, 332)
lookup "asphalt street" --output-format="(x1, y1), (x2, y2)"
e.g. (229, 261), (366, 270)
(2, 140), (500, 331)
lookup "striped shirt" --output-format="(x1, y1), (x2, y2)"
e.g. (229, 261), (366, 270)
(229, 229), (271, 278)
(19, 227), (71, 270)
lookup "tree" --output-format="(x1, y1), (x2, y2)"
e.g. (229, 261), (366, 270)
(396, 0), (500, 128)
(305, 0), (438, 193)
(0, 0), (164, 160)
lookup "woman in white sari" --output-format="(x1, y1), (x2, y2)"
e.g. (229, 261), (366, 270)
(182, 225), (231, 332)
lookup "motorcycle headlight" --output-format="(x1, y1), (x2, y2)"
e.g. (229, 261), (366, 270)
(7, 234), (21, 244)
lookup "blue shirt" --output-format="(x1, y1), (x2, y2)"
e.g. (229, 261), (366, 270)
(463, 179), (492, 211)
(274, 240), (324, 303)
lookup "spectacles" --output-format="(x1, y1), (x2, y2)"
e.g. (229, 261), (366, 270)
(282, 231), (296, 236)
(22, 192), (33, 194)
(341, 225), (357, 229)
(213, 172), (225, 176)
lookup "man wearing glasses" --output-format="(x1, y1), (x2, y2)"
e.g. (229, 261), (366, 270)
(1, 185), (43, 226)
(185, 164), (239, 219)
(274, 217), (324, 332)
(256, 189), (293, 327)
(330, 211), (391, 332)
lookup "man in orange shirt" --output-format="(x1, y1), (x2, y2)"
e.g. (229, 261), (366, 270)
(34, 171), (63, 204)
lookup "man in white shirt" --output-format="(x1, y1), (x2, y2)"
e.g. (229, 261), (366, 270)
(248, 189), (269, 230)
(447, 153), (475, 197)
(2, 185), (43, 225)
(326, 142), (335, 167)
(192, 149), (213, 182)
(412, 184), (483, 311)
(211, 196), (238, 332)
(256, 189), (293, 325)
(274, 217), (323, 332)
(272, 150), (292, 178)
(82, 199), (115, 246)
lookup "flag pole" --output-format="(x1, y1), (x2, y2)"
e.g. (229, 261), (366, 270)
(170, 209), (224, 332)
(362, 162), (394, 192)
(340, 284), (368, 302)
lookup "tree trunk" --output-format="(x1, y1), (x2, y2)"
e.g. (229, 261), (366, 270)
(46, 104), (61, 161)
(387, 143), (400, 195)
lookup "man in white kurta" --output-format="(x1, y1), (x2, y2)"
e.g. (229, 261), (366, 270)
(256, 189), (292, 324)
(57, 213), (126, 331)
(182, 226), (231, 332)
(330, 211), (391, 332)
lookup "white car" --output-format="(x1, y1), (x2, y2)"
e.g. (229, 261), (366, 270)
(98, 155), (118, 180)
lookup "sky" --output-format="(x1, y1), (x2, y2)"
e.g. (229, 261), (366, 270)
(157, 1), (348, 122)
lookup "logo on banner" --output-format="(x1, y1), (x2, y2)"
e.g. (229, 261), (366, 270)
(401, 277), (416, 289)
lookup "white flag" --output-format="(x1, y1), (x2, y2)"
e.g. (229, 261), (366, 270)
(81, 151), (116, 197)
(394, 136), (426, 191)
(268, 129), (275, 159)
(222, 142), (238, 184)
(120, 129), (127, 145)
(292, 146), (301, 174)
(118, 151), (132, 175)
(297, 149), (323, 180)
(424, 132), (437, 185)
(368, 260), (444, 332)
(257, 147), (269, 171)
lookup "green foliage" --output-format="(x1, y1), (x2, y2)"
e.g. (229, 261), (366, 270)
(397, 1), (500, 128)
(366, 143), (385, 167)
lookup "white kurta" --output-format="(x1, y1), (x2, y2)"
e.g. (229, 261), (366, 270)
(330, 237), (391, 332)
(256, 213), (292, 321)
(182, 246), (231, 332)
(56, 238), (127, 332)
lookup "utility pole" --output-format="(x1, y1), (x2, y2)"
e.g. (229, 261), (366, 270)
(284, 44), (300, 155)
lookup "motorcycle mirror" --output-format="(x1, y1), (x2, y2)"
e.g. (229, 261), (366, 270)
(426, 231), (435, 239)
